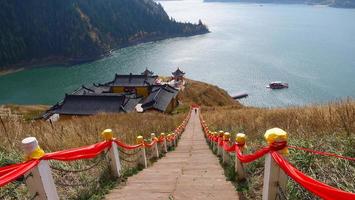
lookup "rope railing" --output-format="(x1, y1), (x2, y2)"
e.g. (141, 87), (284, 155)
(0, 107), (192, 199)
(199, 112), (355, 200)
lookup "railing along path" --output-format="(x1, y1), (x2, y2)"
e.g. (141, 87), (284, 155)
(0, 109), (191, 199)
(1, 105), (354, 200)
(199, 111), (355, 200)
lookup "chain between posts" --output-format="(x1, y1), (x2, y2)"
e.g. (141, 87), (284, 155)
(54, 176), (101, 187)
(50, 151), (109, 188)
(118, 148), (140, 156)
(49, 150), (109, 173)
(120, 157), (140, 163)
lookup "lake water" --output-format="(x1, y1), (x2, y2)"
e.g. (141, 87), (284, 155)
(1, 0), (355, 107)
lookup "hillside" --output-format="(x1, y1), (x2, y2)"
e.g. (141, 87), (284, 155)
(180, 79), (242, 107)
(204, 0), (355, 8)
(0, 0), (209, 70)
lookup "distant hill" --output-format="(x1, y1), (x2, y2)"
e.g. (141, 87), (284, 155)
(0, 0), (209, 69)
(204, 0), (355, 8)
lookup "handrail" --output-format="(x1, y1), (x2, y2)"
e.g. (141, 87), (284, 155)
(0, 107), (192, 191)
(199, 112), (355, 200)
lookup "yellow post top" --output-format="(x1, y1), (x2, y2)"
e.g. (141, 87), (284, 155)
(101, 129), (114, 141)
(264, 128), (288, 155)
(25, 146), (45, 161)
(219, 130), (224, 137)
(223, 132), (231, 141)
(235, 133), (246, 144)
(136, 135), (144, 144)
(22, 137), (45, 161)
(264, 128), (288, 144)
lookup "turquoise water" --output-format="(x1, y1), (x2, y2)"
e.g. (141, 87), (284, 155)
(1, 1), (355, 107)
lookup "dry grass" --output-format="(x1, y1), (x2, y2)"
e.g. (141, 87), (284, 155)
(0, 112), (184, 156)
(202, 100), (355, 199)
(0, 111), (185, 199)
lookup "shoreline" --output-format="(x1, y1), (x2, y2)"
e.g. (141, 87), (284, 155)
(0, 68), (24, 76)
(0, 31), (209, 76)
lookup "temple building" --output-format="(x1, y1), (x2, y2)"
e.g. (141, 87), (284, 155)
(141, 85), (179, 113)
(141, 68), (154, 76)
(44, 94), (142, 120)
(172, 68), (185, 82)
(71, 84), (111, 95)
(105, 73), (158, 97)
(43, 69), (185, 120)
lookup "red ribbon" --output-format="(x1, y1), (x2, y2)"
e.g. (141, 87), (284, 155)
(143, 140), (156, 148)
(0, 110), (192, 188)
(223, 142), (236, 152)
(0, 160), (40, 187)
(271, 152), (355, 200)
(236, 146), (270, 163)
(288, 145), (355, 161)
(114, 140), (143, 150)
(44, 141), (111, 161)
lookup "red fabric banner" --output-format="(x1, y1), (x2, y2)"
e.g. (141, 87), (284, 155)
(144, 140), (156, 148)
(44, 141), (111, 161)
(288, 145), (355, 161)
(0, 160), (40, 187)
(271, 152), (355, 200)
(223, 142), (236, 152)
(236, 146), (271, 163)
(114, 140), (143, 150)
(218, 138), (224, 147)
(157, 138), (165, 143)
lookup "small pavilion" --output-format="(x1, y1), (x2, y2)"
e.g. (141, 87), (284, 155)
(172, 68), (185, 82)
(141, 68), (154, 76)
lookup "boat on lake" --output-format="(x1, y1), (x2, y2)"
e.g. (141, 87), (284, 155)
(267, 81), (289, 89)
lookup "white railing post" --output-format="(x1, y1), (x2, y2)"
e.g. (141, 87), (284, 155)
(222, 132), (231, 164)
(235, 133), (246, 180)
(161, 133), (168, 153)
(167, 134), (173, 149)
(101, 129), (121, 177)
(262, 128), (288, 200)
(151, 133), (159, 159)
(22, 137), (59, 200)
(217, 131), (224, 156)
(137, 136), (147, 168)
(108, 141), (121, 177)
(173, 133), (177, 147)
(212, 132), (216, 153)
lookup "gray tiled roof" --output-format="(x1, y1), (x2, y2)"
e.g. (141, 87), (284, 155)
(72, 84), (111, 95)
(141, 85), (179, 112)
(106, 73), (158, 87)
(141, 68), (154, 76)
(51, 94), (141, 116)
(172, 68), (185, 77)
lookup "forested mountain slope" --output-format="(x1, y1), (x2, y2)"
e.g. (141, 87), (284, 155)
(0, 0), (208, 69)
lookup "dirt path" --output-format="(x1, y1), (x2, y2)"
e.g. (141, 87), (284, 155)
(105, 109), (239, 200)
